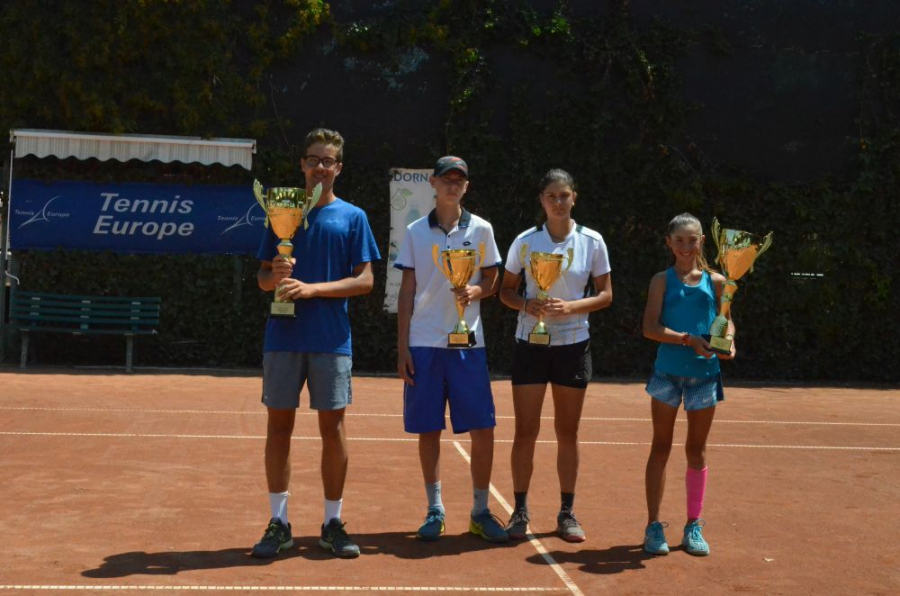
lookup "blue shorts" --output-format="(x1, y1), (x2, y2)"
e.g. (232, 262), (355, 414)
(262, 351), (352, 411)
(645, 370), (724, 411)
(403, 347), (496, 434)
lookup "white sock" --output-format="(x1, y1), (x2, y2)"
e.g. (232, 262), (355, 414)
(268, 491), (289, 526)
(324, 498), (343, 525)
(472, 488), (490, 516)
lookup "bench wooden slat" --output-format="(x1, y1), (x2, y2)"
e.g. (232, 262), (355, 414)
(11, 300), (160, 312)
(14, 291), (161, 303)
(16, 316), (159, 331)
(10, 307), (159, 320)
(11, 325), (159, 336)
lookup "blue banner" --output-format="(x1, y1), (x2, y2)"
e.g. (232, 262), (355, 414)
(9, 179), (266, 254)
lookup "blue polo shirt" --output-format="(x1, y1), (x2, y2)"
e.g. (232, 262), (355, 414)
(257, 198), (380, 355)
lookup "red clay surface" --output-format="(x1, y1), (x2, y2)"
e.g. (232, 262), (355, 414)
(1, 368), (898, 595)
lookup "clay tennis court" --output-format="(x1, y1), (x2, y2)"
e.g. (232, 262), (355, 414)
(1, 369), (898, 594)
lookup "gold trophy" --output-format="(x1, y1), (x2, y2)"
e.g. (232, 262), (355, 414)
(521, 244), (574, 345)
(253, 180), (322, 318)
(433, 243), (485, 347)
(706, 217), (773, 354)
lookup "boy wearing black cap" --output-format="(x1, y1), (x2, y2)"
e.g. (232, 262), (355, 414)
(394, 156), (508, 543)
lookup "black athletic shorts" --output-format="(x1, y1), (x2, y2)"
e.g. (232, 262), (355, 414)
(510, 338), (592, 388)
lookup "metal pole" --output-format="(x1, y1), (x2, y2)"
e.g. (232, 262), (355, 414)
(0, 142), (13, 362)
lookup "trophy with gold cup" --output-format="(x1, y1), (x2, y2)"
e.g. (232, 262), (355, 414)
(433, 243), (485, 347)
(253, 180), (322, 318)
(521, 245), (574, 345)
(706, 217), (773, 354)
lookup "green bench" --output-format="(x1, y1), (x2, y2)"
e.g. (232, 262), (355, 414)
(9, 291), (161, 372)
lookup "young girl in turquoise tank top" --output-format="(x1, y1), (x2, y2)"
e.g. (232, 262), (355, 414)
(640, 213), (736, 557)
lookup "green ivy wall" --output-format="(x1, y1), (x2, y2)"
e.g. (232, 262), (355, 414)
(1, 1), (897, 381)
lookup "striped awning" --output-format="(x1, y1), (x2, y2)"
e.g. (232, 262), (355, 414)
(10, 129), (256, 170)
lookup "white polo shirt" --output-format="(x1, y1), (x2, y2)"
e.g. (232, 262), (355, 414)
(505, 222), (611, 346)
(395, 208), (502, 348)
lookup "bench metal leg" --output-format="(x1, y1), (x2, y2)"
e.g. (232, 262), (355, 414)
(126, 336), (134, 373)
(20, 331), (29, 369)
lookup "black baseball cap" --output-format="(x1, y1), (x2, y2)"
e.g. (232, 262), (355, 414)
(433, 156), (469, 178)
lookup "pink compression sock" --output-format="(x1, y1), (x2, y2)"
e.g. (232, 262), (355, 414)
(686, 466), (708, 520)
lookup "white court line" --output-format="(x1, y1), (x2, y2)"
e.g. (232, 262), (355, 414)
(2, 406), (899, 427)
(1, 431), (899, 451)
(0, 586), (567, 592)
(451, 441), (584, 596)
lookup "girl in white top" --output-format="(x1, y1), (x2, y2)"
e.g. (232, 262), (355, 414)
(499, 169), (613, 543)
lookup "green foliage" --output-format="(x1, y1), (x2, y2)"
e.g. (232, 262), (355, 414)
(3, 2), (897, 381)
(0, 0), (328, 137)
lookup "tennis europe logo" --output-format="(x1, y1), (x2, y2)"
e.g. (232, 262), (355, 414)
(92, 192), (195, 241)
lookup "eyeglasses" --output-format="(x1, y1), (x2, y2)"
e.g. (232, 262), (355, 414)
(304, 156), (339, 170)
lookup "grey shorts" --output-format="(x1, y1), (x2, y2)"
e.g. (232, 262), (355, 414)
(262, 352), (353, 411)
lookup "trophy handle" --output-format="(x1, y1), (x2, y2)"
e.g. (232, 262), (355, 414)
(253, 180), (270, 228)
(432, 245), (451, 280)
(710, 217), (722, 266)
(475, 242), (485, 270)
(564, 247), (574, 273)
(519, 243), (529, 270)
(432, 244), (441, 271)
(302, 183), (323, 230)
(750, 231), (774, 272)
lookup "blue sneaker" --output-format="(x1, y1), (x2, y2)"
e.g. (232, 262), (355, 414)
(643, 521), (669, 555)
(416, 507), (445, 541)
(682, 519), (709, 556)
(469, 509), (509, 543)
(251, 518), (294, 558)
(319, 518), (360, 559)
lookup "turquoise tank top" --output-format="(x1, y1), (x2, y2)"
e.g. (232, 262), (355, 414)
(654, 267), (720, 378)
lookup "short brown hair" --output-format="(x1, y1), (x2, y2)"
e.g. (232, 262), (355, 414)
(302, 128), (344, 162)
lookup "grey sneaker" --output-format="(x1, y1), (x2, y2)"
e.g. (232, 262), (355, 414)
(556, 509), (586, 543)
(506, 509), (530, 541)
(251, 518), (294, 558)
(319, 518), (361, 558)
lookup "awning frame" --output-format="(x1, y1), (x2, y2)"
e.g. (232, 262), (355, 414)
(10, 128), (256, 170)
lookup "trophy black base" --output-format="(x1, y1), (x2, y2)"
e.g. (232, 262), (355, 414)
(270, 302), (296, 318)
(527, 332), (551, 346)
(703, 334), (732, 355)
(448, 332), (476, 348)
